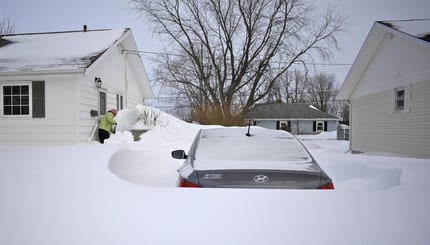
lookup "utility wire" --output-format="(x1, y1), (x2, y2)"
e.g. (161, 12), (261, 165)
(127, 49), (352, 66)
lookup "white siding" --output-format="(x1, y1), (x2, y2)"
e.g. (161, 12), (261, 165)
(78, 75), (99, 143)
(352, 80), (430, 158)
(84, 34), (149, 110)
(0, 31), (152, 145)
(0, 74), (78, 145)
(351, 33), (430, 99)
(78, 34), (151, 143)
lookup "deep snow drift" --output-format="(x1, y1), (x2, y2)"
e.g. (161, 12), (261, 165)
(0, 105), (429, 245)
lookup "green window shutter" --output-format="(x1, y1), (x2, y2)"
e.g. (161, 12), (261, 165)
(32, 81), (45, 118)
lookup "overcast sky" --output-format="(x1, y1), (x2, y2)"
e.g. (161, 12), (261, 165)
(2, 0), (430, 85)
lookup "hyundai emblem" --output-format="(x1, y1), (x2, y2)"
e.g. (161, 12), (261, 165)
(253, 175), (269, 183)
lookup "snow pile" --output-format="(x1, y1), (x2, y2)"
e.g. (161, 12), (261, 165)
(297, 130), (337, 140)
(1, 106), (430, 244)
(109, 105), (204, 143)
(104, 131), (134, 144)
(114, 107), (140, 132)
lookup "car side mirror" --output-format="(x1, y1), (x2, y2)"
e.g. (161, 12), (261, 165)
(171, 150), (187, 159)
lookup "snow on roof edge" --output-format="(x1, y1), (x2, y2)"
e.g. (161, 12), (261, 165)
(0, 28), (129, 73)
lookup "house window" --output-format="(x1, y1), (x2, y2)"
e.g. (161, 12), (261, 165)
(313, 121), (327, 132)
(2, 84), (30, 116)
(116, 94), (124, 110)
(1, 81), (45, 118)
(279, 121), (291, 132)
(395, 88), (405, 111)
(316, 121), (324, 131)
(390, 85), (410, 113)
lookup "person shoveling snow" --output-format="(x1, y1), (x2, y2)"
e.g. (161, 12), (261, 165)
(98, 109), (117, 144)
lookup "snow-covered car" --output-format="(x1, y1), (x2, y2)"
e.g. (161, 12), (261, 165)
(171, 127), (334, 189)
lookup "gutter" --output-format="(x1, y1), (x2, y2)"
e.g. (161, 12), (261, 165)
(0, 68), (85, 77)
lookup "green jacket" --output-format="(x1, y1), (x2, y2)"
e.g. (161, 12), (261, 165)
(99, 112), (116, 133)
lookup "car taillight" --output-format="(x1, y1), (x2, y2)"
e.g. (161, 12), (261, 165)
(178, 178), (201, 188)
(318, 182), (334, 190)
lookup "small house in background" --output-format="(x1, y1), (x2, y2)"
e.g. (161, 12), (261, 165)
(244, 103), (339, 135)
(336, 19), (430, 158)
(0, 27), (154, 145)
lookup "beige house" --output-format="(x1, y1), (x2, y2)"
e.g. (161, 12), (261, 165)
(0, 27), (154, 145)
(337, 20), (430, 158)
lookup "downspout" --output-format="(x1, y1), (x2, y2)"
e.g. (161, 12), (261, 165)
(118, 44), (129, 108)
(73, 73), (81, 144)
(124, 52), (128, 108)
(345, 100), (352, 153)
(125, 52), (142, 107)
(119, 44), (142, 108)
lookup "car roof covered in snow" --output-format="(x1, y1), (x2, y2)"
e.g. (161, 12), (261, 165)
(193, 127), (319, 172)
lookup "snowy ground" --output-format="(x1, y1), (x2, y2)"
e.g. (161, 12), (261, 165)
(1, 106), (429, 245)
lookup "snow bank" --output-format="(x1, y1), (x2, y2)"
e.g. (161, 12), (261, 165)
(1, 107), (430, 245)
(106, 108), (427, 193)
(297, 130), (337, 140)
(104, 131), (134, 144)
(108, 105), (205, 144)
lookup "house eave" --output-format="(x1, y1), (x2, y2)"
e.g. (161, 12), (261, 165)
(336, 22), (388, 100)
(337, 20), (430, 100)
(0, 68), (85, 77)
(83, 28), (129, 76)
(83, 29), (155, 99)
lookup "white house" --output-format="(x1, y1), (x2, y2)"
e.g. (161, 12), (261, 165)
(0, 27), (154, 145)
(244, 103), (339, 135)
(337, 20), (430, 158)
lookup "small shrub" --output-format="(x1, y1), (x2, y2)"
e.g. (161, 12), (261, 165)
(137, 107), (162, 127)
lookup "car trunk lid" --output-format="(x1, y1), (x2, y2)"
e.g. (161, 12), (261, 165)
(196, 169), (322, 189)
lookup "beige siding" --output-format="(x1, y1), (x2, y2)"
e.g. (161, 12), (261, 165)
(352, 80), (430, 158)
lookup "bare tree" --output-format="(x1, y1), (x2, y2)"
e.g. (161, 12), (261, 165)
(331, 99), (349, 122)
(265, 69), (308, 104)
(306, 72), (338, 113)
(0, 16), (17, 34)
(132, 0), (346, 125)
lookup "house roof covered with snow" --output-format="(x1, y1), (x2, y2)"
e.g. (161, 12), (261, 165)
(379, 19), (430, 43)
(0, 28), (128, 73)
(245, 103), (339, 120)
(337, 19), (430, 100)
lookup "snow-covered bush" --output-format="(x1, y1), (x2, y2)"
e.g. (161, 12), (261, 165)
(136, 105), (163, 128)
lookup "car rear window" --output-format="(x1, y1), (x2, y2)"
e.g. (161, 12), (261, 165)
(195, 132), (311, 164)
